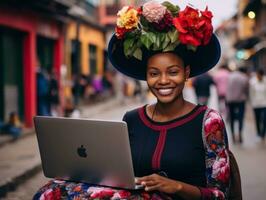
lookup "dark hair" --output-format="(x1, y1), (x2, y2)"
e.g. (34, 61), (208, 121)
(220, 64), (228, 70)
(256, 68), (264, 76)
(238, 67), (247, 74)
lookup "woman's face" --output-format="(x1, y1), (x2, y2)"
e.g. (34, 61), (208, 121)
(146, 52), (190, 104)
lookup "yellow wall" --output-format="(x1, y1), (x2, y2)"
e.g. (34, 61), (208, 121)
(66, 21), (105, 76)
(238, 0), (255, 39)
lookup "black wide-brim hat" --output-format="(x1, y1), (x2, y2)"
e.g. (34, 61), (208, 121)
(108, 33), (221, 80)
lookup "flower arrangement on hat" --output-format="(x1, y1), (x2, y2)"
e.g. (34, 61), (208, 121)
(115, 1), (213, 60)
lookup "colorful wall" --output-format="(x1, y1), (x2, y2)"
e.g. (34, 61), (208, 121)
(0, 7), (64, 127)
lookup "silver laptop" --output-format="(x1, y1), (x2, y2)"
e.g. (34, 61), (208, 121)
(34, 116), (143, 190)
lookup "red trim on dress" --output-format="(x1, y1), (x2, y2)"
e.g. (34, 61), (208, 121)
(138, 105), (207, 131)
(152, 129), (167, 170)
(138, 105), (207, 170)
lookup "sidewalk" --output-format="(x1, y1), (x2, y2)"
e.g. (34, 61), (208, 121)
(0, 97), (120, 198)
(0, 128), (34, 148)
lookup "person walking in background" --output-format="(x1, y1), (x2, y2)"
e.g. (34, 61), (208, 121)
(48, 71), (60, 116)
(213, 64), (230, 117)
(226, 67), (249, 143)
(37, 68), (50, 116)
(192, 72), (215, 105)
(249, 68), (266, 142)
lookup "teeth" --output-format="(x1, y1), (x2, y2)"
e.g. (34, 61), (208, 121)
(158, 89), (173, 95)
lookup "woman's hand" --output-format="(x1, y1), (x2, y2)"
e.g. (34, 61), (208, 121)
(135, 173), (182, 194)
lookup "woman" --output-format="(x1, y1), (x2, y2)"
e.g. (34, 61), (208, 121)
(34, 1), (230, 199)
(249, 68), (266, 141)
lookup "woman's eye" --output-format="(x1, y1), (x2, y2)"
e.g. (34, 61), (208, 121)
(149, 72), (159, 77)
(169, 71), (178, 75)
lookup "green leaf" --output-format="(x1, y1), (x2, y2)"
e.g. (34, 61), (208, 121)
(187, 45), (197, 52)
(140, 32), (156, 50)
(123, 38), (135, 57)
(162, 1), (180, 16)
(159, 33), (166, 43)
(152, 33), (164, 51)
(167, 29), (178, 43)
(140, 33), (152, 49)
(162, 33), (170, 49)
(163, 41), (179, 52)
(133, 48), (143, 60)
(124, 38), (135, 51)
(147, 32), (156, 43)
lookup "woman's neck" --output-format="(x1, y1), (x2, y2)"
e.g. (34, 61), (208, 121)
(152, 95), (194, 122)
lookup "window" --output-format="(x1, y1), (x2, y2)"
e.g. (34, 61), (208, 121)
(71, 40), (81, 75)
(89, 44), (97, 75)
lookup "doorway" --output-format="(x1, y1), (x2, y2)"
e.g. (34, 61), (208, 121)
(0, 27), (24, 121)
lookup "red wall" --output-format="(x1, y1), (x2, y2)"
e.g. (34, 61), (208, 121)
(0, 7), (64, 127)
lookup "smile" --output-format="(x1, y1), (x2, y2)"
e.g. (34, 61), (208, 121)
(157, 88), (174, 96)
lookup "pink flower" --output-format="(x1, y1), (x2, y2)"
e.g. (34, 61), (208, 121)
(142, 1), (167, 23)
(204, 111), (224, 135)
(40, 189), (53, 200)
(212, 155), (230, 184)
(89, 188), (115, 198)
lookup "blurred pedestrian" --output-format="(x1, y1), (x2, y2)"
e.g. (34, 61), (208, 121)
(0, 111), (22, 139)
(249, 68), (266, 142)
(92, 74), (103, 100)
(72, 74), (87, 106)
(226, 67), (249, 143)
(192, 72), (215, 105)
(102, 71), (114, 98)
(48, 71), (60, 116)
(213, 64), (230, 117)
(37, 68), (50, 116)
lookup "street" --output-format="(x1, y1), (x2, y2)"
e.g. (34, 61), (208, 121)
(2, 88), (266, 200)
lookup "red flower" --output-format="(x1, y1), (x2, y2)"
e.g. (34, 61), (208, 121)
(152, 11), (173, 32)
(115, 26), (128, 39)
(41, 188), (61, 200)
(173, 6), (213, 47)
(137, 6), (142, 15)
(210, 143), (217, 151)
(141, 192), (151, 200)
(118, 190), (131, 198)
(53, 188), (61, 200)
(212, 150), (230, 184)
(201, 7), (213, 21)
(204, 111), (224, 135)
(92, 189), (114, 198)
(216, 162), (230, 183)
(73, 185), (82, 192)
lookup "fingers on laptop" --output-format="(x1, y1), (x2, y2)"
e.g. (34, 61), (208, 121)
(135, 174), (162, 191)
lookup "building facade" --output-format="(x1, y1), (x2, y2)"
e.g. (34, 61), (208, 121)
(0, 3), (64, 127)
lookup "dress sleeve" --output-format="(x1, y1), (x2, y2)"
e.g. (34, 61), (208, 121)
(199, 109), (230, 200)
(122, 112), (128, 122)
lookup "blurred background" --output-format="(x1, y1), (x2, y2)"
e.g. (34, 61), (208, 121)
(0, 0), (265, 199)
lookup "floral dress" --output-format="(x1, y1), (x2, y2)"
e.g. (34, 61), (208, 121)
(33, 106), (230, 200)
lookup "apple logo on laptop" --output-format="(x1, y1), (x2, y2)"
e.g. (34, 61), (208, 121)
(77, 145), (87, 158)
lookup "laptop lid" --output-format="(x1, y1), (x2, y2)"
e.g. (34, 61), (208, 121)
(34, 116), (137, 190)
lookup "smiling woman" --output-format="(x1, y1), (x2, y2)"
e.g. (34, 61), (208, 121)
(146, 53), (189, 105)
(33, 1), (237, 200)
